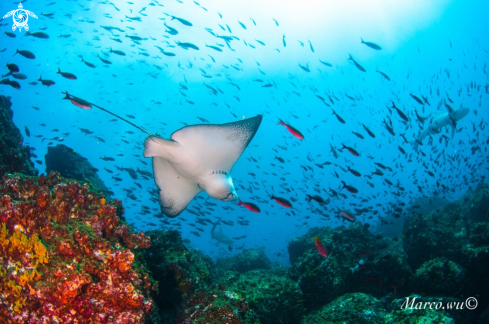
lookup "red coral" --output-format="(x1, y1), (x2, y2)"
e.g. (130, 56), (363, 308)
(0, 172), (156, 323)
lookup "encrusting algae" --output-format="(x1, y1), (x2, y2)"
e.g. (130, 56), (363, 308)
(0, 172), (157, 323)
(1, 222), (49, 313)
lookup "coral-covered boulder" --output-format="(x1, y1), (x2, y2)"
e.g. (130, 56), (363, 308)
(413, 257), (465, 296)
(403, 182), (489, 311)
(216, 269), (303, 324)
(176, 284), (257, 324)
(368, 238), (412, 295)
(288, 222), (389, 308)
(0, 95), (37, 177)
(45, 144), (112, 198)
(403, 182), (489, 270)
(385, 295), (459, 324)
(0, 172), (155, 323)
(303, 293), (387, 324)
(216, 248), (272, 273)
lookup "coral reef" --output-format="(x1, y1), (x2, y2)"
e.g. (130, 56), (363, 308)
(45, 144), (112, 198)
(304, 293), (387, 324)
(216, 247), (272, 273)
(287, 222), (411, 309)
(403, 182), (489, 269)
(0, 172), (155, 323)
(176, 284), (256, 324)
(287, 226), (333, 265)
(385, 294), (460, 324)
(216, 269), (303, 324)
(403, 182), (489, 316)
(0, 95), (37, 177)
(413, 257), (465, 295)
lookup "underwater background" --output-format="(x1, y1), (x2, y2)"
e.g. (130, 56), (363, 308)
(1, 0), (488, 323)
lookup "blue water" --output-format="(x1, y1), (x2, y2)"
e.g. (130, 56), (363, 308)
(1, 0), (487, 267)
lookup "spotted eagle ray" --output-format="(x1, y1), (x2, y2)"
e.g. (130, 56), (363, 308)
(61, 91), (262, 217)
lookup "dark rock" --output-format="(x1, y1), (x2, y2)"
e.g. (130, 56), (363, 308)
(176, 282), (258, 324)
(368, 238), (412, 295)
(45, 144), (111, 197)
(287, 222), (408, 309)
(403, 183), (489, 313)
(413, 257), (465, 295)
(480, 306), (489, 324)
(304, 293), (387, 324)
(143, 229), (218, 319)
(403, 182), (489, 270)
(216, 247), (272, 273)
(385, 294), (462, 324)
(0, 95), (37, 177)
(216, 269), (303, 324)
(287, 226), (333, 265)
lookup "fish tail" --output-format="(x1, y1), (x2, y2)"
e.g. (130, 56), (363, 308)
(306, 194), (311, 201)
(237, 198), (243, 206)
(38, 76), (42, 81)
(57, 67), (61, 74)
(277, 118), (284, 125)
(361, 38), (364, 43)
(13, 49), (18, 57)
(62, 91), (70, 99)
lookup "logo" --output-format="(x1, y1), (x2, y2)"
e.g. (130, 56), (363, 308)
(3, 3), (38, 32)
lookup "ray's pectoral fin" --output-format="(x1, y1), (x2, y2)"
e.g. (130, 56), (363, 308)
(144, 136), (201, 218)
(170, 115), (263, 173)
(143, 136), (180, 160)
(152, 156), (203, 218)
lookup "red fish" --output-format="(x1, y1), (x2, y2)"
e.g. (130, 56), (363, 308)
(63, 91), (92, 109)
(271, 194), (292, 208)
(341, 181), (358, 194)
(237, 198), (261, 213)
(314, 236), (328, 257)
(57, 67), (77, 80)
(340, 144), (360, 156)
(277, 118), (304, 140)
(339, 209), (356, 222)
(346, 166), (361, 177)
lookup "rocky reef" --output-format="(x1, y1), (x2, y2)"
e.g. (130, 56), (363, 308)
(0, 172), (155, 322)
(216, 247), (272, 273)
(0, 96), (37, 177)
(142, 229), (218, 321)
(45, 144), (112, 198)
